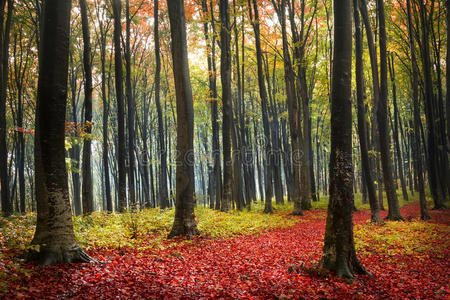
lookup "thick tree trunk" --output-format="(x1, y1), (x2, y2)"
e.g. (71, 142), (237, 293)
(354, 0), (381, 223)
(112, 0), (127, 212)
(321, 0), (368, 278)
(167, 0), (199, 238)
(79, 0), (93, 214)
(219, 0), (233, 212)
(29, 0), (92, 265)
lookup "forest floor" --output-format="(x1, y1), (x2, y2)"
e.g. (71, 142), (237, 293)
(2, 200), (450, 299)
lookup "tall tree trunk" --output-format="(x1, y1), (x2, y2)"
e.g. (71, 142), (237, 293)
(154, 0), (168, 209)
(406, 0), (430, 220)
(388, 54), (408, 202)
(447, 0), (450, 147)
(249, 0), (273, 214)
(219, 0), (233, 212)
(98, 10), (112, 212)
(419, 1), (446, 209)
(321, 0), (368, 278)
(376, 0), (403, 220)
(167, 0), (199, 238)
(29, 0), (92, 265)
(354, 0), (381, 223)
(68, 53), (82, 215)
(112, 0), (127, 212)
(0, 0), (13, 216)
(125, 0), (135, 207)
(79, 0), (93, 214)
(271, 0), (303, 216)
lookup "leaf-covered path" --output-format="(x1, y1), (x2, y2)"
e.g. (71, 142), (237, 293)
(7, 203), (450, 299)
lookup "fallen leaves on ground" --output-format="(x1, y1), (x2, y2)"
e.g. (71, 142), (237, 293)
(3, 202), (450, 299)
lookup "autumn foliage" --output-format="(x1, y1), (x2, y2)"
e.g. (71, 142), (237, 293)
(1, 202), (449, 299)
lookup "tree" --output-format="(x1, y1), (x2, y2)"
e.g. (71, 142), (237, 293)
(447, 0), (450, 147)
(376, 0), (403, 220)
(419, 1), (447, 209)
(28, 0), (92, 265)
(154, 0), (168, 209)
(200, 0), (222, 210)
(219, 0), (233, 212)
(353, 0), (381, 223)
(0, 0), (14, 217)
(79, 0), (94, 214)
(271, 0), (303, 216)
(112, 0), (127, 212)
(406, 0), (430, 220)
(321, 0), (368, 278)
(125, 0), (136, 207)
(167, 0), (200, 238)
(249, 0), (273, 214)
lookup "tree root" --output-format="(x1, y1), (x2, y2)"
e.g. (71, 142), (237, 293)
(26, 244), (96, 266)
(384, 214), (405, 221)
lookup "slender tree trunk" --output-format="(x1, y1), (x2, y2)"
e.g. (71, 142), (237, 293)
(0, 0), (13, 216)
(125, 0), (135, 207)
(29, 0), (92, 265)
(219, 0), (233, 212)
(249, 0), (273, 213)
(271, 0), (303, 216)
(112, 0), (127, 212)
(321, 0), (368, 278)
(447, 0), (450, 147)
(376, 0), (403, 220)
(406, 0), (430, 220)
(419, 1), (446, 209)
(354, 0), (381, 223)
(154, 0), (168, 209)
(79, 0), (93, 214)
(99, 13), (112, 212)
(167, 0), (199, 238)
(388, 54), (408, 202)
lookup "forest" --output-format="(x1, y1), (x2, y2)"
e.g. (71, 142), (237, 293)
(0, 0), (449, 298)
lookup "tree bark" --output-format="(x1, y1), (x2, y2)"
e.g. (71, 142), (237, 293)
(167, 0), (199, 238)
(321, 0), (368, 278)
(271, 0), (303, 216)
(112, 0), (127, 212)
(0, 0), (14, 217)
(249, 0), (273, 214)
(406, 0), (430, 220)
(353, 0), (381, 223)
(388, 54), (408, 202)
(124, 0), (136, 207)
(154, 0), (168, 209)
(29, 0), (92, 265)
(79, 0), (93, 214)
(219, 0), (233, 212)
(376, 0), (403, 220)
(419, 1), (446, 209)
